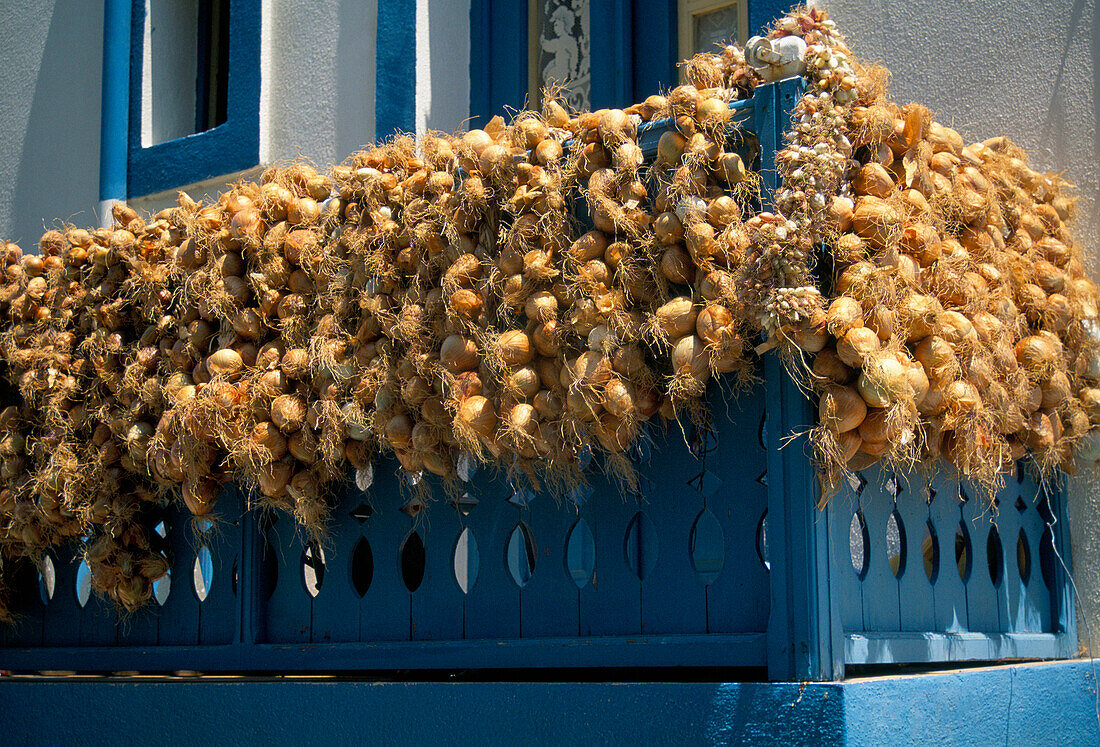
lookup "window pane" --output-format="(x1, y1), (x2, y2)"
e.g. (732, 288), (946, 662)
(535, 0), (591, 112)
(693, 3), (738, 56)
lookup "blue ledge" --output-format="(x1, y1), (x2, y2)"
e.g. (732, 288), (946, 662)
(0, 660), (1094, 745)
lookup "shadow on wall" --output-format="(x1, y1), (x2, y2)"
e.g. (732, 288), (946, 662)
(1041, 0), (1100, 247)
(10, 1), (103, 247)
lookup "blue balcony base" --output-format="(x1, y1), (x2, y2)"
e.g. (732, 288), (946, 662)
(0, 660), (1094, 744)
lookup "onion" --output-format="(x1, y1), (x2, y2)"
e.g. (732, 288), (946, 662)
(206, 348), (243, 377)
(458, 396), (497, 438)
(496, 330), (533, 366)
(575, 351), (613, 388)
(1040, 370), (1071, 409)
(818, 385), (867, 433)
(914, 336), (958, 389)
(1015, 335), (1060, 375)
(813, 348), (856, 385)
(852, 197), (900, 248)
(183, 478), (219, 516)
(441, 334), (480, 373)
(695, 304), (735, 345)
(826, 297), (863, 336)
(656, 131), (686, 166)
(534, 389), (563, 419)
(655, 297), (697, 339)
(508, 366), (541, 398)
(936, 311), (977, 347)
(594, 413), (639, 453)
(853, 163), (895, 198)
(857, 352), (910, 408)
(836, 326), (880, 368)
(671, 335), (710, 383)
(251, 421), (288, 460)
(570, 230), (609, 262)
(717, 153), (746, 184)
(271, 395), (307, 433)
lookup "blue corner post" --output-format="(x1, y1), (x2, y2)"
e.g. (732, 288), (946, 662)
(756, 77), (845, 682)
(99, 0), (130, 223)
(376, 0), (417, 139)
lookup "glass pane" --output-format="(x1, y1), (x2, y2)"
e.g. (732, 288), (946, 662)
(693, 4), (738, 56)
(535, 0), (591, 111)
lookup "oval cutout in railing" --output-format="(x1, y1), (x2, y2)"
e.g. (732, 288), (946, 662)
(153, 568), (171, 606)
(302, 544), (326, 598)
(756, 511), (770, 571)
(689, 509), (724, 585)
(923, 521), (939, 583)
(193, 546), (214, 602)
(624, 512), (658, 581)
(849, 511), (869, 579)
(955, 522), (972, 582)
(886, 511), (905, 578)
(506, 522), (537, 588)
(987, 525), (1003, 586)
(565, 518), (595, 589)
(37, 554), (56, 605)
(1039, 525), (1056, 588)
(453, 527), (478, 594)
(75, 559), (92, 608)
(351, 537), (374, 597)
(400, 531), (426, 592)
(1017, 529), (1031, 585)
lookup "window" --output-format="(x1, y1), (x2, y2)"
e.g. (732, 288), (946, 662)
(679, 0), (748, 63)
(127, 0), (260, 197)
(141, 0), (229, 146)
(528, 0), (592, 113)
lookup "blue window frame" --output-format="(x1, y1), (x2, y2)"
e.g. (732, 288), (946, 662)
(469, 0), (788, 122)
(126, 0), (261, 197)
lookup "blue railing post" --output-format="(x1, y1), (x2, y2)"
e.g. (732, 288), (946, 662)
(99, 0), (131, 224)
(758, 78), (845, 681)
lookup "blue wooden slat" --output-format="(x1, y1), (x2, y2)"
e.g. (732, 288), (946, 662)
(861, 466), (901, 632)
(706, 382), (770, 634)
(463, 473), (521, 639)
(519, 487), (579, 639)
(962, 491), (1001, 633)
(356, 461), (411, 642)
(79, 590), (118, 648)
(579, 475), (642, 636)
(1017, 471), (1052, 633)
(307, 481), (362, 644)
(896, 480), (936, 632)
(830, 476), (864, 633)
(42, 546), (82, 647)
(410, 479), (465, 641)
(259, 507), (311, 644)
(927, 474), (967, 633)
(639, 422), (707, 635)
(155, 507), (202, 646)
(197, 486), (239, 646)
(6, 560), (44, 648)
(993, 478), (1025, 633)
(1048, 478), (1077, 651)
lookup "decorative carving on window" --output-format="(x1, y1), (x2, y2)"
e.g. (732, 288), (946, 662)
(535, 0), (590, 112)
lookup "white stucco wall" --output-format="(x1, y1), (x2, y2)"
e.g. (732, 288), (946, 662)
(0, 0), (103, 248)
(824, 0), (1100, 651)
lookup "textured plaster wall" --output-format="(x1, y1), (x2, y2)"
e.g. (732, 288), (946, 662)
(824, 0), (1100, 650)
(0, 0), (103, 247)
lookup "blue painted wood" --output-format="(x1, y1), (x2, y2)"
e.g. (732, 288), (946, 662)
(6, 559), (44, 648)
(197, 485), (239, 646)
(1017, 469), (1053, 633)
(927, 474), (968, 633)
(306, 480), (361, 644)
(41, 546), (82, 647)
(747, 0), (791, 38)
(353, 460), (410, 642)
(462, 471), (522, 639)
(830, 475), (865, 634)
(156, 508), (202, 647)
(519, 486), (580, 639)
(1043, 474), (1077, 653)
(630, 0), (678, 103)
(762, 76), (844, 682)
(860, 467), (901, 632)
(639, 420), (708, 635)
(376, 0), (417, 139)
(467, 0), (528, 128)
(126, 0), (261, 197)
(410, 478), (465, 641)
(590, 0), (633, 110)
(895, 479), (936, 632)
(579, 472), (642, 636)
(705, 383), (770, 634)
(961, 489), (1001, 633)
